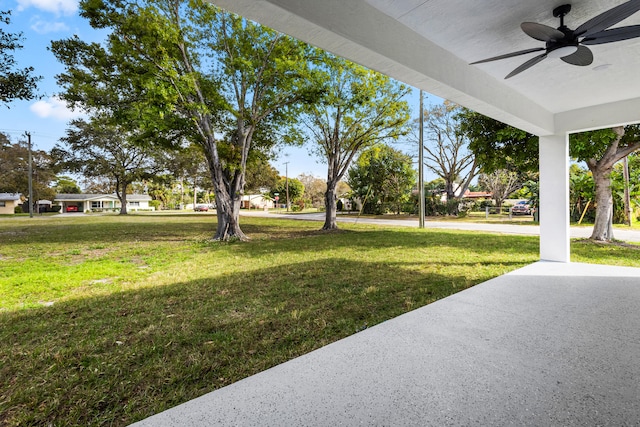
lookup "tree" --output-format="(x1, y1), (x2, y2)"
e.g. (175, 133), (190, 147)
(457, 109), (539, 174)
(572, 126), (640, 240)
(0, 133), (56, 206)
(477, 169), (529, 211)
(163, 144), (210, 209)
(459, 110), (640, 241)
(271, 177), (304, 206)
(54, 116), (162, 214)
(303, 55), (411, 229)
(569, 164), (595, 223)
(244, 155), (280, 194)
(611, 153), (640, 223)
(421, 102), (479, 205)
(1, 10), (40, 106)
(298, 174), (327, 208)
(348, 145), (415, 215)
(52, 0), (321, 240)
(53, 176), (82, 194)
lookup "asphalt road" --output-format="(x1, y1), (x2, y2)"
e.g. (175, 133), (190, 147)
(241, 210), (640, 243)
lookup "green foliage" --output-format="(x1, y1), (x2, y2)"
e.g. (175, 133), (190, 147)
(0, 10), (41, 106)
(424, 195), (463, 216)
(570, 165), (595, 222)
(348, 144), (416, 215)
(53, 115), (163, 213)
(569, 126), (640, 163)
(302, 53), (411, 226)
(52, 0), (323, 239)
(53, 175), (82, 194)
(271, 177), (305, 204)
(457, 109), (538, 173)
(0, 133), (57, 200)
(13, 205), (22, 214)
(148, 199), (161, 210)
(244, 155), (280, 193)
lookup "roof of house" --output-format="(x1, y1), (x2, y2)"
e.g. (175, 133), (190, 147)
(463, 191), (493, 199)
(54, 193), (152, 202)
(0, 193), (22, 201)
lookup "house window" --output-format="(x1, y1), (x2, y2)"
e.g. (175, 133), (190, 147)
(0, 201), (5, 207)
(91, 201), (103, 209)
(128, 201), (140, 207)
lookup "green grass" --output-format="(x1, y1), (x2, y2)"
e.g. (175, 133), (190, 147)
(1, 214), (639, 426)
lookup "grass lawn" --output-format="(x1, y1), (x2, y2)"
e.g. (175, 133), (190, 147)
(1, 214), (639, 426)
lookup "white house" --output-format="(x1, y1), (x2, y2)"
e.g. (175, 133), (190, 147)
(54, 193), (154, 213)
(241, 194), (274, 209)
(0, 193), (22, 215)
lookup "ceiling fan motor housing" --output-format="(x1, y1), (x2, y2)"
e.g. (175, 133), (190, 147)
(546, 26), (579, 57)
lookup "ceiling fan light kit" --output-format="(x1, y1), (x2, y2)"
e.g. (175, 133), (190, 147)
(470, 0), (640, 78)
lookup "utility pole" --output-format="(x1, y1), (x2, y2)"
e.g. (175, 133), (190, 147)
(284, 161), (290, 212)
(25, 132), (33, 218)
(418, 91), (425, 228)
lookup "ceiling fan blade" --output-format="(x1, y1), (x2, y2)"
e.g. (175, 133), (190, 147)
(521, 22), (565, 41)
(581, 25), (640, 45)
(505, 52), (548, 79)
(470, 47), (545, 64)
(575, 0), (640, 37)
(560, 46), (594, 66)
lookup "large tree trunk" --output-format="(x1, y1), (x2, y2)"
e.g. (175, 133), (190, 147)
(587, 126), (628, 242)
(202, 128), (250, 241)
(116, 180), (128, 215)
(214, 190), (246, 241)
(589, 166), (614, 241)
(323, 181), (338, 230)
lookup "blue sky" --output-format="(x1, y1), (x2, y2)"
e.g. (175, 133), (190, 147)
(1, 0), (440, 180)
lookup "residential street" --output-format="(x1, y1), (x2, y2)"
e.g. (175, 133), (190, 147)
(240, 210), (640, 243)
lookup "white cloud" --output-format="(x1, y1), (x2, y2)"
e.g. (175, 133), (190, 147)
(16, 0), (78, 16)
(31, 18), (70, 34)
(30, 96), (86, 121)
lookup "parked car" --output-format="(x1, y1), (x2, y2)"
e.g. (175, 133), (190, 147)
(194, 204), (209, 212)
(511, 201), (531, 215)
(66, 205), (79, 212)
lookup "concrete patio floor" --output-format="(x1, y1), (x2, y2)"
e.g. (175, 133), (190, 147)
(132, 261), (640, 426)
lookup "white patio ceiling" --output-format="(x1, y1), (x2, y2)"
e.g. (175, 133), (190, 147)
(209, 0), (640, 136)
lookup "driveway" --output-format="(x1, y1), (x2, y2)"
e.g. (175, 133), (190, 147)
(241, 210), (640, 243)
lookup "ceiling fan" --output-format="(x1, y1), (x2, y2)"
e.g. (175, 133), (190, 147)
(470, 1), (640, 79)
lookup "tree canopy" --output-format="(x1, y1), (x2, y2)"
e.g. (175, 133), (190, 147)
(1, 10), (40, 107)
(0, 133), (56, 202)
(52, 0), (321, 239)
(458, 109), (640, 241)
(302, 54), (411, 229)
(421, 102), (478, 202)
(348, 144), (415, 215)
(54, 116), (162, 214)
(457, 108), (538, 174)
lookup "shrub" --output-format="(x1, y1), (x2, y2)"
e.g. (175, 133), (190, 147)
(14, 206), (22, 214)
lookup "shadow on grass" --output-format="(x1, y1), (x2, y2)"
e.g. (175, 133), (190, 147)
(1, 257), (514, 427)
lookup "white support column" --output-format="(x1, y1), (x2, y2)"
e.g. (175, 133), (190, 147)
(539, 134), (570, 262)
